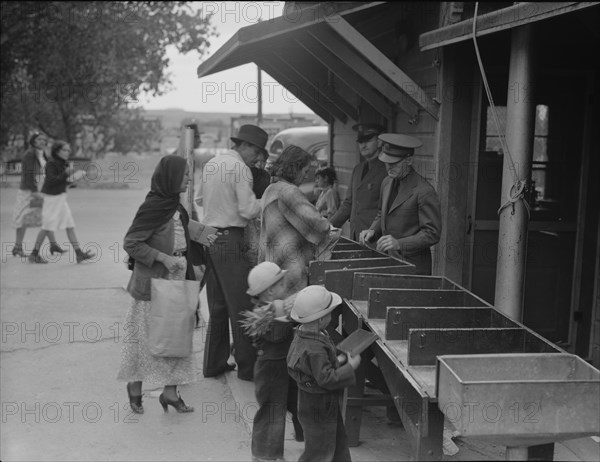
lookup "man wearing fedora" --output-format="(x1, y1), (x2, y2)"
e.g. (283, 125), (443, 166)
(329, 123), (388, 241)
(197, 124), (268, 381)
(360, 133), (441, 275)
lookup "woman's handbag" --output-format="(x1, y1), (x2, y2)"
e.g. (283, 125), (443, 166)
(147, 278), (201, 357)
(29, 195), (44, 208)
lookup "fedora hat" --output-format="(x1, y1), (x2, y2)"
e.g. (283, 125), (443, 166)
(352, 123), (385, 143)
(290, 285), (342, 324)
(231, 124), (268, 155)
(378, 133), (422, 163)
(247, 262), (287, 296)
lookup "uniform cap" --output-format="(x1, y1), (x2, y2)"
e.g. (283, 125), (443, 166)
(378, 133), (422, 163)
(352, 123), (385, 143)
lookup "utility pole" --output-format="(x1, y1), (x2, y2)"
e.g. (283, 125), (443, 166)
(257, 64), (263, 126)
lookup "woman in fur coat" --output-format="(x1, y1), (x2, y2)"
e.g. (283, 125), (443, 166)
(259, 145), (331, 296)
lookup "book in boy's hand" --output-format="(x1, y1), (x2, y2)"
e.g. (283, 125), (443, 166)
(336, 329), (378, 357)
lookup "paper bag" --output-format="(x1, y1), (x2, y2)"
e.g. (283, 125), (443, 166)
(148, 278), (200, 357)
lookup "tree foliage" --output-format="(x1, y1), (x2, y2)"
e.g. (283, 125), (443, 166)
(1, 1), (216, 156)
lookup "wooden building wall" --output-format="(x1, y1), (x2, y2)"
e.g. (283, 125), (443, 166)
(330, 3), (445, 271)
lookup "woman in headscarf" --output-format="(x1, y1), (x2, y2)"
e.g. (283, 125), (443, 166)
(259, 145), (332, 297)
(117, 155), (213, 414)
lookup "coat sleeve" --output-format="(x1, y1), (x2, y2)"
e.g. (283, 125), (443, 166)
(329, 169), (354, 228)
(396, 189), (442, 254)
(279, 186), (330, 245)
(123, 227), (161, 268)
(235, 163), (261, 220)
(309, 347), (356, 390)
(368, 181), (385, 238)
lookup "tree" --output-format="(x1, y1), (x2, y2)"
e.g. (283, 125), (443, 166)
(0, 1), (217, 156)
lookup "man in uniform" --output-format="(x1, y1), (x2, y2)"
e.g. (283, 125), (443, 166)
(360, 133), (441, 275)
(329, 123), (388, 240)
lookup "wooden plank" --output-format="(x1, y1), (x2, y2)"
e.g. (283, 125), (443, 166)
(309, 27), (421, 119)
(257, 58), (331, 122)
(330, 249), (380, 260)
(353, 274), (458, 300)
(523, 330), (564, 353)
(309, 257), (402, 285)
(274, 44), (359, 121)
(367, 289), (488, 318)
(328, 15), (440, 120)
(385, 307), (505, 340)
(295, 35), (394, 119)
(197, 2), (386, 77)
(331, 242), (364, 251)
(407, 328), (527, 366)
(419, 2), (597, 51)
(324, 264), (416, 298)
(264, 52), (353, 122)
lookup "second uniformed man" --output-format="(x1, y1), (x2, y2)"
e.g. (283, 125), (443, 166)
(359, 133), (441, 275)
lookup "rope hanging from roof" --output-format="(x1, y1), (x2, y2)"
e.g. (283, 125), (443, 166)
(471, 2), (530, 219)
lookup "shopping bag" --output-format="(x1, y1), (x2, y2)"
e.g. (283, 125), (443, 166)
(148, 278), (200, 357)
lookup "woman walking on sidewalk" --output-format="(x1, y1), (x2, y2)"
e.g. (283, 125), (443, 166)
(118, 154), (209, 414)
(28, 140), (94, 264)
(11, 133), (61, 258)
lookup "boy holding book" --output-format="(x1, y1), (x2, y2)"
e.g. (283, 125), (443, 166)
(287, 285), (361, 462)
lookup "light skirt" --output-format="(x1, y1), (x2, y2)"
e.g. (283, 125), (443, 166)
(42, 193), (75, 231)
(12, 189), (41, 228)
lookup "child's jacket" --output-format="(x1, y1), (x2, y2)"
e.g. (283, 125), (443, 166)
(287, 328), (356, 393)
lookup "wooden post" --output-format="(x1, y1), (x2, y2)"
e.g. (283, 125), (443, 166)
(494, 25), (536, 322)
(183, 126), (195, 217)
(257, 65), (263, 126)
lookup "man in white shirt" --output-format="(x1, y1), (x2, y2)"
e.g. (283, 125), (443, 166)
(196, 124), (267, 381)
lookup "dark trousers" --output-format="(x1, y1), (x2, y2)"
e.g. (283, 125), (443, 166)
(252, 358), (302, 460)
(203, 228), (256, 380)
(297, 389), (351, 462)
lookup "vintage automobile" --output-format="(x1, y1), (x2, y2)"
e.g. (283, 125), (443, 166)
(266, 125), (329, 202)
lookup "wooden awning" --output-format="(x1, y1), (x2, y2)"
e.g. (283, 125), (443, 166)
(419, 2), (598, 51)
(197, 2), (439, 123)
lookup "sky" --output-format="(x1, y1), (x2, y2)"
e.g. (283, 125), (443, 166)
(141, 1), (312, 115)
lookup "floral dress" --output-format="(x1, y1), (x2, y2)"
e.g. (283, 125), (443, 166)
(117, 214), (197, 385)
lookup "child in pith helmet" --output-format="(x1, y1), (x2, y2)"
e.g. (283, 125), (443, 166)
(287, 285), (361, 462)
(241, 262), (303, 461)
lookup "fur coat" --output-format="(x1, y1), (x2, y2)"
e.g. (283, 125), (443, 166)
(259, 180), (330, 296)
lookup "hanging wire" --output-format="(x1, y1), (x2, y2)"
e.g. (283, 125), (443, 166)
(472, 3), (530, 218)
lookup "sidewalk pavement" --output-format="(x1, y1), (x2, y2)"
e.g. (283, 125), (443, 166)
(1, 186), (598, 461)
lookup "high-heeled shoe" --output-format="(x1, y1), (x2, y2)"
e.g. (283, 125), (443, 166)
(12, 246), (26, 257)
(28, 250), (47, 264)
(159, 392), (194, 413)
(50, 244), (65, 255)
(75, 249), (95, 263)
(126, 383), (144, 414)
